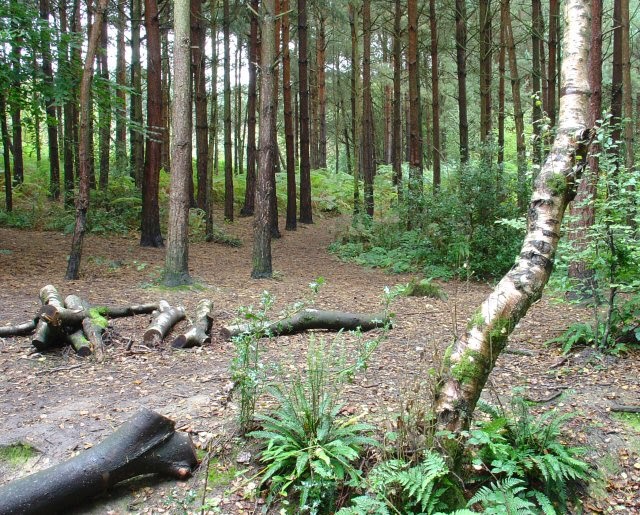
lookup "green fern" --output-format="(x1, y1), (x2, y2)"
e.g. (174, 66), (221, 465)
(468, 477), (538, 514)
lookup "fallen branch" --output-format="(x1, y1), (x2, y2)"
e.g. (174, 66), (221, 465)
(40, 302), (160, 327)
(221, 308), (391, 340)
(66, 295), (105, 360)
(0, 408), (198, 514)
(32, 285), (66, 351)
(144, 303), (186, 345)
(0, 319), (37, 337)
(611, 404), (640, 414)
(172, 299), (214, 349)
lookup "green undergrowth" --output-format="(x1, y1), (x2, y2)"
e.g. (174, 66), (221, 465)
(612, 412), (640, 433)
(0, 443), (38, 467)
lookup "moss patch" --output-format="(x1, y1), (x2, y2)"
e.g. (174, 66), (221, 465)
(451, 349), (488, 385)
(546, 173), (567, 196)
(0, 443), (37, 467)
(488, 316), (512, 350)
(88, 307), (109, 329)
(612, 412), (640, 433)
(467, 309), (485, 329)
(206, 458), (238, 488)
(403, 278), (447, 299)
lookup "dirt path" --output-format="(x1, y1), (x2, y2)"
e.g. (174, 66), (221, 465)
(0, 213), (638, 513)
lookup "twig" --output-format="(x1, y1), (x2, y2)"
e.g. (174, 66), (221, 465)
(525, 391), (563, 403)
(35, 364), (83, 375)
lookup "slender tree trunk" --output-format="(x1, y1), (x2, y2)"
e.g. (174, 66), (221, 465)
(309, 48), (319, 170)
(349, 3), (362, 213)
(206, 0), (219, 240)
(547, 0), (559, 126)
(222, 0), (234, 220)
(130, 0), (144, 186)
(115, 0), (127, 172)
(479, 0), (492, 144)
(252, 0), (276, 278)
(140, 0), (164, 247)
(40, 0), (60, 200)
(298, 0), (313, 223)
(98, 16), (110, 191)
(165, 0), (192, 286)
(71, 0), (81, 182)
(282, 0), (296, 231)
(192, 0), (209, 211)
(160, 28), (171, 175)
(86, 0), (96, 191)
(392, 0), (402, 191)
(621, 0), (633, 171)
(435, 0), (591, 442)
(9, 17), (23, 186)
(498, 0), (506, 170)
(429, 0), (440, 191)
(65, 0), (108, 280)
(0, 94), (11, 211)
(532, 0), (543, 165)
(361, 0), (375, 217)
(407, 0), (422, 201)
(242, 0), (258, 216)
(504, 0), (527, 210)
(269, 0), (281, 237)
(317, 14), (327, 169)
(59, 0), (75, 207)
(455, 0), (469, 163)
(567, 0), (602, 282)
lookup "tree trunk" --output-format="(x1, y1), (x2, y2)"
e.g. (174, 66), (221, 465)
(222, 308), (391, 340)
(172, 299), (213, 348)
(282, 0), (297, 231)
(0, 94), (12, 212)
(362, 0), (375, 217)
(59, 0), (74, 208)
(130, 0), (144, 187)
(65, 0), (108, 281)
(392, 0), (402, 190)
(407, 0), (422, 201)
(269, 0), (281, 239)
(316, 14), (327, 169)
(9, 12), (23, 186)
(498, 0), (506, 170)
(455, 0), (469, 163)
(0, 409), (198, 515)
(532, 0), (543, 165)
(298, 0), (313, 224)
(252, 0), (276, 278)
(223, 0), (234, 221)
(349, 2), (362, 214)
(504, 0), (527, 211)
(429, 0), (440, 191)
(435, 0), (591, 442)
(206, 0), (219, 240)
(161, 27), (172, 174)
(567, 0), (602, 282)
(547, 0), (559, 127)
(165, 0), (192, 287)
(115, 0), (128, 172)
(620, 0), (633, 171)
(40, 0), (60, 200)
(479, 0), (492, 144)
(140, 0), (164, 248)
(242, 0), (259, 217)
(98, 16), (110, 191)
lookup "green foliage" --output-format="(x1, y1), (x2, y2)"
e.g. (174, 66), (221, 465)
(250, 343), (377, 514)
(545, 322), (596, 354)
(0, 443), (37, 466)
(467, 477), (545, 514)
(400, 278), (447, 299)
(468, 396), (592, 511)
(331, 156), (522, 279)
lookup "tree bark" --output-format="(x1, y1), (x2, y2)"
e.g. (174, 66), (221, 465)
(165, 0), (192, 286)
(392, 0), (402, 187)
(242, 0), (259, 217)
(532, 0), (543, 165)
(362, 0), (375, 217)
(223, 0), (234, 221)
(32, 285), (65, 351)
(0, 408), (198, 515)
(316, 13), (327, 169)
(282, 0), (297, 231)
(140, 0), (165, 248)
(221, 309), (391, 340)
(479, 0), (492, 143)
(252, 0), (276, 278)
(65, 0), (108, 281)
(98, 16), (111, 191)
(434, 0), (591, 440)
(65, 294), (105, 359)
(349, 3), (362, 213)
(0, 94), (11, 211)
(455, 0), (469, 163)
(115, 0), (128, 172)
(407, 0), (422, 200)
(620, 0), (633, 171)
(547, 0), (559, 127)
(429, 0), (440, 191)
(59, 0), (74, 208)
(130, 0), (144, 187)
(9, 4), (24, 186)
(498, 0), (507, 170)
(172, 299), (214, 348)
(298, 0), (313, 224)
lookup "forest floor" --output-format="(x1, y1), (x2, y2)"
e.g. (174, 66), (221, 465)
(0, 212), (639, 514)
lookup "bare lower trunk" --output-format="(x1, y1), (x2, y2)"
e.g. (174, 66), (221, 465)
(435, 0), (591, 440)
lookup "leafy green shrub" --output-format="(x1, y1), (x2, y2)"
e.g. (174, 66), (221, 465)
(468, 396), (592, 511)
(467, 477), (550, 514)
(401, 278), (447, 299)
(250, 344), (377, 513)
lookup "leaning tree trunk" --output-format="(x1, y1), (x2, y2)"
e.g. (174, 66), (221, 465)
(65, 0), (108, 280)
(435, 0), (591, 440)
(0, 409), (197, 515)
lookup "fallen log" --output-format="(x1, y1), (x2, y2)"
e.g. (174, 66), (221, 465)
(144, 303), (186, 345)
(40, 302), (160, 328)
(65, 295), (105, 359)
(65, 329), (92, 357)
(0, 319), (37, 337)
(611, 404), (640, 414)
(172, 299), (214, 349)
(0, 408), (198, 515)
(32, 285), (66, 351)
(221, 308), (391, 340)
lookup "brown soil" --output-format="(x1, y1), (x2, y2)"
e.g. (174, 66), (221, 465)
(0, 213), (638, 514)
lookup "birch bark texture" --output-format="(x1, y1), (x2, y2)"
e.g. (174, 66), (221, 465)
(434, 0), (592, 434)
(164, 0), (192, 286)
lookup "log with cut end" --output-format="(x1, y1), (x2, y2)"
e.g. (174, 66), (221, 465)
(0, 408), (198, 515)
(65, 295), (106, 359)
(65, 329), (92, 357)
(144, 303), (186, 345)
(32, 285), (66, 351)
(172, 299), (214, 349)
(221, 308), (392, 340)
